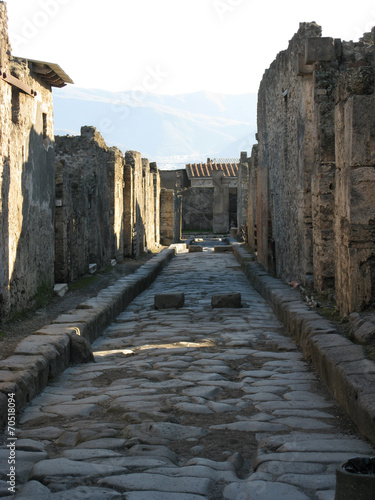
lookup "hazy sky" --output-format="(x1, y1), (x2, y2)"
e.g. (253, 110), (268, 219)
(5, 0), (375, 95)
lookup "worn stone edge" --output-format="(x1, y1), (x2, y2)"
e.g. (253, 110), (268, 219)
(231, 240), (375, 447)
(0, 246), (183, 429)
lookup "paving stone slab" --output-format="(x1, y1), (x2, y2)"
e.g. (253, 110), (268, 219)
(254, 451), (370, 468)
(62, 449), (122, 461)
(76, 438), (126, 449)
(30, 458), (126, 480)
(210, 421), (289, 432)
(278, 473), (336, 490)
(42, 403), (98, 418)
(276, 416), (333, 430)
(256, 461), (326, 475)
(34, 486), (122, 499)
(124, 493), (206, 500)
(127, 423), (208, 442)
(19, 426), (63, 440)
(144, 465), (237, 482)
(223, 480), (310, 500)
(99, 473), (212, 495)
(15, 480), (52, 498)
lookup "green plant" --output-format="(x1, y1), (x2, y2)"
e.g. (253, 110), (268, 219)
(34, 281), (54, 309)
(68, 275), (98, 291)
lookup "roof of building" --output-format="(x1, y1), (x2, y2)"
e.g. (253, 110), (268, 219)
(25, 59), (74, 87)
(186, 160), (239, 179)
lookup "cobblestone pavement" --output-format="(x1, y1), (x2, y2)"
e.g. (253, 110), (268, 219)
(1, 242), (374, 499)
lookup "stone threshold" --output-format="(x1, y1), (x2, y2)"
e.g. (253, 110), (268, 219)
(0, 245), (186, 430)
(230, 239), (375, 447)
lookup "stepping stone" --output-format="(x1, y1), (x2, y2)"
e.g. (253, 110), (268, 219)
(214, 245), (233, 252)
(154, 293), (185, 309)
(89, 263), (97, 274)
(54, 283), (68, 297)
(189, 246), (203, 252)
(211, 293), (241, 308)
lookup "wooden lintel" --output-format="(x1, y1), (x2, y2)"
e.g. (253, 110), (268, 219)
(0, 71), (35, 97)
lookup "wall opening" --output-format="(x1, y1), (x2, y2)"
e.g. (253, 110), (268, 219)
(42, 113), (47, 139)
(11, 87), (20, 124)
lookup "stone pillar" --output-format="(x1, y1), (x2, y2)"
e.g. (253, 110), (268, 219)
(126, 151), (144, 258)
(247, 145), (258, 251)
(110, 148), (125, 263)
(335, 75), (375, 315)
(160, 189), (175, 245)
(123, 163), (134, 258)
(212, 171), (229, 233)
(237, 152), (249, 239)
(151, 163), (160, 247)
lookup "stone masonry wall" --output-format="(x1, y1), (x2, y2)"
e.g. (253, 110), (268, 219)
(55, 132), (161, 277)
(182, 187), (214, 232)
(245, 22), (375, 315)
(55, 127), (125, 281)
(256, 22), (321, 282)
(0, 2), (55, 316)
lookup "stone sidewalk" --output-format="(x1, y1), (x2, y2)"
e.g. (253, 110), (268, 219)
(1, 243), (374, 499)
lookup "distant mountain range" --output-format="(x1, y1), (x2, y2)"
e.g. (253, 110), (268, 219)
(53, 87), (257, 169)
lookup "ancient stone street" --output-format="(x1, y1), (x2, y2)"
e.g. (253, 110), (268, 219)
(1, 242), (374, 499)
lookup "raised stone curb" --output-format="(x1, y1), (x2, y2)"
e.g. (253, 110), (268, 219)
(0, 247), (179, 429)
(231, 240), (375, 446)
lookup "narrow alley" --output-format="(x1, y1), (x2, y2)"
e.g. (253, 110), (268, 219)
(1, 241), (374, 499)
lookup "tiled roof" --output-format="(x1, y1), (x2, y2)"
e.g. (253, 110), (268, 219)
(186, 162), (239, 179)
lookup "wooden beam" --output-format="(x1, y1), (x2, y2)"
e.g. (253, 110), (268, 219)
(0, 70), (36, 97)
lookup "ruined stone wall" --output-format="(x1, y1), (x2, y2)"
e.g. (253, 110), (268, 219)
(247, 22), (375, 314)
(0, 2), (55, 316)
(55, 127), (125, 280)
(256, 22), (321, 281)
(182, 188), (214, 231)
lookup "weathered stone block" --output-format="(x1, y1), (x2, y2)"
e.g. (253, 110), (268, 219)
(211, 293), (241, 308)
(154, 293), (185, 309)
(54, 284), (68, 297)
(89, 263), (97, 274)
(189, 246), (203, 253)
(214, 246), (233, 253)
(305, 37), (338, 64)
(69, 334), (94, 364)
